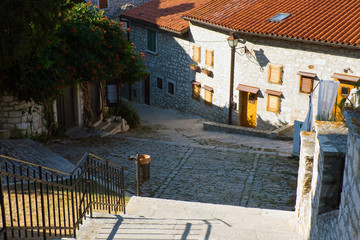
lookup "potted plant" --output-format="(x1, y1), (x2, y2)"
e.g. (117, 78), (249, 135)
(201, 67), (212, 76)
(189, 62), (199, 71)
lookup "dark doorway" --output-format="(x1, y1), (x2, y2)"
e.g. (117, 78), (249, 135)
(144, 75), (150, 105)
(89, 82), (102, 125)
(57, 87), (76, 130)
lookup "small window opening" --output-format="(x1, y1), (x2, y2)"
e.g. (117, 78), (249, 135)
(269, 13), (291, 23)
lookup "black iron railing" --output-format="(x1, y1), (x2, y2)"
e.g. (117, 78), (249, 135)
(0, 153), (125, 239)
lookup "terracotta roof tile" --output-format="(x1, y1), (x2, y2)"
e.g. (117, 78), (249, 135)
(121, 0), (209, 34)
(183, 0), (360, 47)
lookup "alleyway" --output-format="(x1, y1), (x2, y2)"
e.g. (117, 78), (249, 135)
(47, 102), (297, 210)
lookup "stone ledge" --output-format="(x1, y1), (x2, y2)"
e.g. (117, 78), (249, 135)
(203, 121), (292, 140)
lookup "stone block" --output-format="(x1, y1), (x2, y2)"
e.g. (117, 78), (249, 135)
(9, 111), (23, 118)
(2, 96), (14, 102)
(7, 118), (21, 124)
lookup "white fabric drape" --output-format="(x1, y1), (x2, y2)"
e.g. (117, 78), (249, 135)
(316, 80), (339, 121)
(301, 92), (313, 132)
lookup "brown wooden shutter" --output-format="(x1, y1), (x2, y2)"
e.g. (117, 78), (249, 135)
(268, 64), (283, 84)
(204, 89), (212, 107)
(267, 95), (280, 113)
(205, 50), (214, 67)
(192, 84), (200, 101)
(300, 76), (313, 94)
(193, 45), (201, 63)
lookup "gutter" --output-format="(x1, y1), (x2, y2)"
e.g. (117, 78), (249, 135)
(120, 15), (189, 36)
(182, 17), (360, 50)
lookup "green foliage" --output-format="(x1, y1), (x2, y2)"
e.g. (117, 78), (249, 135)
(0, 0), (69, 71)
(1, 2), (147, 105)
(105, 100), (140, 128)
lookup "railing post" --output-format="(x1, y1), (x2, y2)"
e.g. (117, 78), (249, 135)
(0, 160), (8, 240)
(87, 157), (93, 218)
(121, 166), (126, 214)
(39, 166), (47, 240)
(136, 155), (141, 197)
(70, 176), (76, 239)
(106, 161), (110, 214)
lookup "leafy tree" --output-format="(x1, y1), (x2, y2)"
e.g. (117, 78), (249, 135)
(0, 0), (69, 71)
(1, 2), (147, 133)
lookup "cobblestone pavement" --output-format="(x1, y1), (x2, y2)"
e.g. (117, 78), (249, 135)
(48, 135), (298, 211)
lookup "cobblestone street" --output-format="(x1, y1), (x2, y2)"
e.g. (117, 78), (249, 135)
(48, 135), (298, 211)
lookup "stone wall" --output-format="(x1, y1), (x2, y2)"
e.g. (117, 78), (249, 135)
(0, 93), (46, 137)
(128, 19), (360, 128)
(296, 115), (360, 240)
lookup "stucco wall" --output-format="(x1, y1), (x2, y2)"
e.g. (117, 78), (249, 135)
(129, 20), (360, 128)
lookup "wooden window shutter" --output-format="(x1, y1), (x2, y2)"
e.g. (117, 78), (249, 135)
(204, 89), (212, 107)
(99, 0), (108, 8)
(193, 45), (201, 63)
(192, 84), (200, 101)
(268, 64), (283, 84)
(267, 95), (280, 113)
(300, 76), (313, 94)
(205, 50), (214, 67)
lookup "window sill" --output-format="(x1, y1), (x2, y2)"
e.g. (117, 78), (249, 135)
(146, 50), (158, 56)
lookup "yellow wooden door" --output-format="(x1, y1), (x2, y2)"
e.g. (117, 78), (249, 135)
(247, 93), (257, 128)
(238, 92), (257, 127)
(332, 80), (353, 121)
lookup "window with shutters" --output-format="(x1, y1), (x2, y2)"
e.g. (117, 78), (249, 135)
(205, 49), (214, 67)
(192, 82), (201, 101)
(156, 77), (163, 90)
(192, 45), (201, 63)
(298, 72), (316, 94)
(265, 89), (282, 113)
(267, 95), (280, 113)
(167, 81), (175, 95)
(146, 29), (157, 53)
(203, 85), (213, 107)
(268, 63), (283, 84)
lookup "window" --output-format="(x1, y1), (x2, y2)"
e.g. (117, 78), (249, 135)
(192, 81), (201, 101)
(203, 85), (213, 107)
(99, 0), (108, 8)
(205, 49), (214, 67)
(341, 87), (350, 98)
(156, 77), (163, 90)
(269, 13), (291, 23)
(147, 29), (157, 53)
(192, 45), (201, 63)
(167, 81), (175, 95)
(298, 72), (316, 94)
(265, 89), (282, 113)
(268, 63), (283, 84)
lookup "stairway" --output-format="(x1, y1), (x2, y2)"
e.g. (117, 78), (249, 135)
(93, 116), (130, 135)
(74, 197), (305, 240)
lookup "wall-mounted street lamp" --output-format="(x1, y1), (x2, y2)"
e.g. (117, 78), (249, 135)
(227, 33), (239, 125)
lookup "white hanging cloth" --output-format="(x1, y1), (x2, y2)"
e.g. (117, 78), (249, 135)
(301, 92), (313, 132)
(316, 80), (339, 121)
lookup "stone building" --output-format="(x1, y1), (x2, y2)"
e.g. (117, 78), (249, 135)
(295, 110), (360, 239)
(121, 0), (360, 129)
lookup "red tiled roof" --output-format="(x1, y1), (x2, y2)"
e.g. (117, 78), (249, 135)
(121, 0), (208, 34)
(183, 0), (360, 47)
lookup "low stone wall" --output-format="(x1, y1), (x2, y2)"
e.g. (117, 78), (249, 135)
(296, 115), (359, 240)
(0, 94), (46, 137)
(203, 121), (292, 140)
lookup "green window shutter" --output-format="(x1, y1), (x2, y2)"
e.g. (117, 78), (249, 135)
(147, 29), (156, 52)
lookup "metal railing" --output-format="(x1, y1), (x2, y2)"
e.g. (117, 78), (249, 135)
(0, 153), (126, 239)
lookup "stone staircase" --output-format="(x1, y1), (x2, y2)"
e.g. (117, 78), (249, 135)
(73, 197), (305, 240)
(93, 116), (130, 135)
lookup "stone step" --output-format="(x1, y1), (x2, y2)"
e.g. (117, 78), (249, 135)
(95, 121), (111, 131)
(75, 197), (305, 240)
(103, 122), (122, 134)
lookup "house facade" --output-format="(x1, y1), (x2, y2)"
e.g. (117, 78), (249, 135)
(121, 0), (360, 129)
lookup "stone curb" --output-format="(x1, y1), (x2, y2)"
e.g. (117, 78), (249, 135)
(203, 121), (293, 140)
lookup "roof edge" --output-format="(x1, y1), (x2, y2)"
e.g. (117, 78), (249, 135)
(182, 17), (360, 50)
(121, 15), (188, 35)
